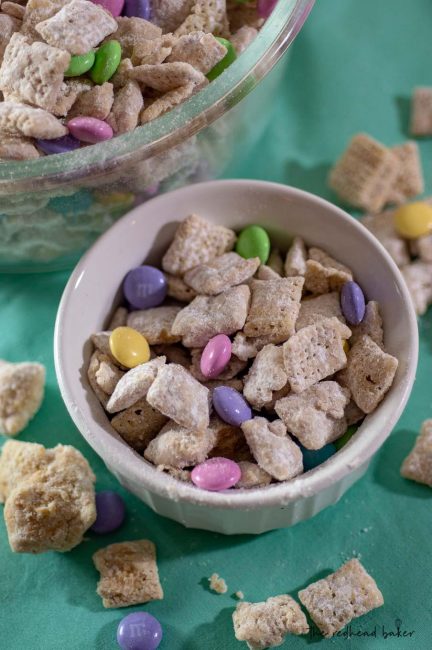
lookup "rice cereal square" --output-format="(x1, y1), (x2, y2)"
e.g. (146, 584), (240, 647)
(401, 419), (432, 487)
(298, 559), (384, 638)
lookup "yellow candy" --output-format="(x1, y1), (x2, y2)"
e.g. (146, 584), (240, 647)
(109, 326), (150, 368)
(394, 201), (432, 239)
(343, 340), (350, 355)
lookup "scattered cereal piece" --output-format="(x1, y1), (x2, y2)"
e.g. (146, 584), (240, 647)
(131, 34), (175, 66)
(146, 363), (210, 431)
(275, 381), (350, 450)
(235, 590), (245, 600)
(401, 419), (432, 487)
(106, 80), (143, 134)
(139, 81), (197, 123)
(145, 419), (216, 468)
(329, 133), (400, 212)
(0, 14), (20, 63)
(304, 247), (353, 295)
(235, 461), (272, 489)
(35, 0), (118, 55)
(166, 273), (198, 302)
(209, 572), (228, 594)
(227, 0), (264, 31)
(0, 102), (68, 139)
(241, 417), (303, 481)
(298, 559), (384, 638)
(127, 306), (182, 344)
(51, 78), (92, 117)
(410, 87), (432, 136)
(231, 331), (273, 361)
(233, 595), (309, 648)
(361, 208), (410, 267)
(283, 317), (351, 393)
(1, 2), (25, 20)
(162, 214), (236, 276)
(171, 285), (250, 348)
(266, 248), (284, 276)
(0, 360), (45, 436)
(95, 355), (125, 395)
(0, 134), (40, 160)
(415, 233), (432, 263)
(151, 0), (194, 33)
(190, 347), (246, 382)
(243, 344), (288, 410)
(91, 331), (116, 359)
(0, 440), (96, 553)
(111, 398), (168, 453)
(296, 292), (345, 331)
(284, 236), (307, 277)
(21, 0), (70, 39)
(350, 301), (384, 348)
(114, 17), (162, 58)
(87, 350), (111, 407)
(68, 82), (114, 121)
(93, 539), (163, 608)
(401, 261), (432, 315)
(0, 33), (70, 111)
(106, 357), (166, 413)
(167, 30), (227, 74)
(344, 335), (398, 413)
(231, 25), (257, 55)
(174, 0), (229, 37)
(243, 278), (304, 341)
(184, 252), (260, 295)
(345, 400), (365, 426)
(387, 142), (424, 204)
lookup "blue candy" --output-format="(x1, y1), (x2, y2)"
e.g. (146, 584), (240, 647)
(212, 386), (252, 426)
(301, 443), (336, 472)
(123, 0), (151, 19)
(340, 281), (366, 325)
(123, 265), (167, 310)
(117, 612), (162, 650)
(36, 134), (81, 155)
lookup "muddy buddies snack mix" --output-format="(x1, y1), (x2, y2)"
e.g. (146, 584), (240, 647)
(0, 0), (269, 160)
(84, 213), (399, 492)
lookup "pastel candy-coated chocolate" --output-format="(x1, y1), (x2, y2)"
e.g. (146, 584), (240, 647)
(393, 201), (432, 239)
(236, 225), (271, 264)
(257, 0), (278, 19)
(36, 134), (81, 154)
(64, 50), (95, 77)
(68, 117), (113, 143)
(123, 0), (151, 19)
(200, 334), (232, 378)
(191, 457), (241, 491)
(90, 490), (125, 534)
(301, 443), (336, 472)
(212, 386), (252, 426)
(206, 37), (237, 82)
(334, 425), (358, 451)
(117, 612), (163, 650)
(92, 0), (124, 16)
(109, 326), (150, 368)
(90, 40), (122, 84)
(123, 265), (167, 309)
(340, 280), (366, 325)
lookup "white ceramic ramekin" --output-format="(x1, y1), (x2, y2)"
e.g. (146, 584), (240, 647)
(54, 180), (418, 535)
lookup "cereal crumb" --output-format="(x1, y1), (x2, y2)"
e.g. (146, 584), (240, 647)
(209, 572), (228, 594)
(235, 590), (244, 600)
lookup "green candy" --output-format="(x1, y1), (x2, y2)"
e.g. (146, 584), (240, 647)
(207, 37), (237, 82)
(90, 40), (122, 85)
(65, 51), (95, 77)
(236, 225), (271, 264)
(334, 425), (359, 451)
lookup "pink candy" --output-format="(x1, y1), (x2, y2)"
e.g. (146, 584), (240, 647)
(68, 117), (113, 144)
(91, 0), (124, 16)
(191, 457), (241, 491)
(200, 334), (232, 379)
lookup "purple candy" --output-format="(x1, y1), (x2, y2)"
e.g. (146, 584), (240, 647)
(191, 457), (241, 491)
(123, 0), (151, 19)
(257, 0), (278, 19)
(117, 612), (162, 650)
(36, 134), (81, 155)
(90, 491), (125, 534)
(340, 280), (366, 325)
(123, 265), (167, 310)
(212, 386), (252, 427)
(92, 0), (124, 16)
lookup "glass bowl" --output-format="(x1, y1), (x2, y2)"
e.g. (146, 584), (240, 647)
(0, 0), (314, 272)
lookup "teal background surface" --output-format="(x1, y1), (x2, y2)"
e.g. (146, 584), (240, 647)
(1, 1), (431, 647)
